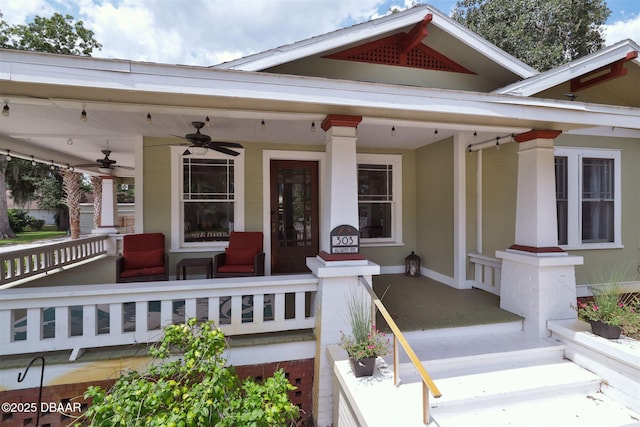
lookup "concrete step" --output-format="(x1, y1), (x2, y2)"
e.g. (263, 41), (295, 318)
(431, 391), (640, 427)
(430, 361), (600, 409)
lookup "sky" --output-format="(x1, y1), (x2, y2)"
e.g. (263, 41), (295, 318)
(1, 0), (639, 67)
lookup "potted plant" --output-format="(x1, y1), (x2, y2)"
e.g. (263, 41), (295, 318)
(577, 284), (636, 339)
(340, 290), (390, 377)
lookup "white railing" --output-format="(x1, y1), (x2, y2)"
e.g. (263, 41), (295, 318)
(0, 235), (108, 288)
(468, 252), (502, 296)
(0, 274), (318, 360)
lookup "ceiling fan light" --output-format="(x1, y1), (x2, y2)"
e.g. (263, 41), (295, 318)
(98, 167), (111, 174)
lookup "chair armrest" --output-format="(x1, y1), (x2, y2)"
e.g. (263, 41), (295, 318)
(254, 252), (265, 276)
(116, 256), (124, 282)
(213, 252), (226, 278)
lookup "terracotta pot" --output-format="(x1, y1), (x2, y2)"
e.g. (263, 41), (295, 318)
(590, 320), (622, 339)
(350, 356), (376, 377)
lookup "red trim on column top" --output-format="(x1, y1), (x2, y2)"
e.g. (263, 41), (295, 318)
(318, 250), (366, 261)
(99, 175), (116, 179)
(321, 115), (362, 131)
(514, 130), (562, 143)
(570, 51), (638, 92)
(509, 245), (565, 254)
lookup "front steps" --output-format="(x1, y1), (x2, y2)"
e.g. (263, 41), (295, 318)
(390, 324), (640, 427)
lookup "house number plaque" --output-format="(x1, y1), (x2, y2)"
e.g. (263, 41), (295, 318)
(330, 225), (360, 254)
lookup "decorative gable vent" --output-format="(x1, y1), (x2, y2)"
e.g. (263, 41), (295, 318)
(324, 33), (474, 74)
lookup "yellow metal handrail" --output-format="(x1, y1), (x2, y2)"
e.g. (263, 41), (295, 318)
(359, 276), (442, 425)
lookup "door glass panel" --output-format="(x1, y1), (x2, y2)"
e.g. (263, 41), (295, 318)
(277, 168), (312, 247)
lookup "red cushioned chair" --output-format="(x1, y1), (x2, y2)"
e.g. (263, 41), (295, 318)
(213, 232), (265, 278)
(116, 233), (169, 283)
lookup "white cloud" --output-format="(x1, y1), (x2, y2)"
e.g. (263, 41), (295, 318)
(72, 0), (389, 66)
(604, 13), (640, 45)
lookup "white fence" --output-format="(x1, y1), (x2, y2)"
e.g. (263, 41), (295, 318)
(0, 235), (108, 288)
(468, 252), (502, 296)
(0, 274), (318, 360)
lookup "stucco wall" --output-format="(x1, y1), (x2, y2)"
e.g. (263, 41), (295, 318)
(415, 139), (454, 277)
(478, 141), (518, 261)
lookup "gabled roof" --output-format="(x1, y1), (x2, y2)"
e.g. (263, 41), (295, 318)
(495, 40), (640, 97)
(214, 5), (537, 79)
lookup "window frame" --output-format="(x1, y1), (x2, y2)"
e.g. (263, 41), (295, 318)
(170, 146), (245, 251)
(357, 153), (403, 247)
(554, 146), (621, 250)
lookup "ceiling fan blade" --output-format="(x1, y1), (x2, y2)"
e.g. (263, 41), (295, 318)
(209, 145), (240, 157)
(212, 141), (243, 148)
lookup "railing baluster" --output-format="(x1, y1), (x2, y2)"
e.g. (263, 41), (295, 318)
(55, 306), (68, 339)
(0, 309), (12, 346)
(83, 304), (96, 338)
(160, 300), (173, 327)
(274, 293), (285, 322)
(208, 297), (220, 325)
(253, 294), (264, 324)
(294, 291), (305, 321)
(231, 295), (242, 326)
(136, 301), (148, 333)
(110, 303), (123, 335)
(26, 308), (41, 343)
(184, 299), (197, 321)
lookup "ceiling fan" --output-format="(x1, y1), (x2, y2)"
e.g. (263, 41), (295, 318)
(173, 121), (243, 156)
(74, 149), (133, 172)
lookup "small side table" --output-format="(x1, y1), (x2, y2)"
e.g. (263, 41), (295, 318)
(176, 258), (213, 280)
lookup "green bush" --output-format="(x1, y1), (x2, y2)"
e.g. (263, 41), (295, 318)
(28, 219), (46, 231)
(79, 319), (300, 426)
(8, 210), (34, 233)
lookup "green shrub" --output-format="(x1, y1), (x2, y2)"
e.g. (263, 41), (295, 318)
(8, 210), (34, 233)
(28, 219), (46, 231)
(79, 319), (300, 426)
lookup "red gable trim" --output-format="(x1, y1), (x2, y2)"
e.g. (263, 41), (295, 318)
(570, 51), (638, 92)
(321, 114), (362, 131)
(323, 15), (474, 74)
(514, 130), (562, 143)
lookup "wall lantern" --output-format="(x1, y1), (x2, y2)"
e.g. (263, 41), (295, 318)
(405, 251), (420, 277)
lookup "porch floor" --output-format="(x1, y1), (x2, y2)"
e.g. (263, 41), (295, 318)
(372, 274), (522, 332)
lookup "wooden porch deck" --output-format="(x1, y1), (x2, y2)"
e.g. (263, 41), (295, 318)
(372, 274), (522, 332)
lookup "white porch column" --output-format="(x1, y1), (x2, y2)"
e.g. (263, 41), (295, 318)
(92, 175), (118, 234)
(319, 114), (362, 253)
(310, 114), (381, 426)
(497, 130), (582, 337)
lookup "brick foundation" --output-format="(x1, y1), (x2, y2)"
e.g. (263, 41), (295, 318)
(0, 358), (314, 427)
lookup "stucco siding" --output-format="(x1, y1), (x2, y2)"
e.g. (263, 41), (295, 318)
(415, 139), (454, 277)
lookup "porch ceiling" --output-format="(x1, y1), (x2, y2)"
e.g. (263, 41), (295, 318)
(0, 89), (527, 177)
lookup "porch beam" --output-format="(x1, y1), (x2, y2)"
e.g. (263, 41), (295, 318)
(399, 14), (433, 61)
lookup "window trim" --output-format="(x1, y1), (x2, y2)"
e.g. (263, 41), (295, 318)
(555, 146), (621, 250)
(357, 153), (403, 246)
(170, 146), (245, 251)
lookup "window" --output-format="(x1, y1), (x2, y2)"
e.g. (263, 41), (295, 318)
(554, 147), (621, 249)
(171, 147), (244, 249)
(357, 154), (402, 245)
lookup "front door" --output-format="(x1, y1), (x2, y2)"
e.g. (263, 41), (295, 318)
(270, 160), (319, 274)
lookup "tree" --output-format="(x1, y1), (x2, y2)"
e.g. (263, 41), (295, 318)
(0, 10), (101, 237)
(452, 0), (610, 71)
(62, 171), (83, 239)
(1, 12), (101, 55)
